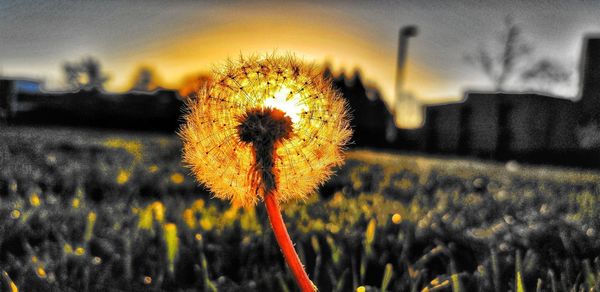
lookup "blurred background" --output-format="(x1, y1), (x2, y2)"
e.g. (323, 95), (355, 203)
(2, 1), (600, 291)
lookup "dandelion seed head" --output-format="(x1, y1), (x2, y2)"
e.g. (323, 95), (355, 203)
(180, 54), (351, 207)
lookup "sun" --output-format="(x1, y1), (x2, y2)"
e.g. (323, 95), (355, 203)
(263, 85), (308, 125)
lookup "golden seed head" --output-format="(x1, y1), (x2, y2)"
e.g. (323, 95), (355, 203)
(180, 54), (351, 207)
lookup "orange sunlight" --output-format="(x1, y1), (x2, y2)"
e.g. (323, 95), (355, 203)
(105, 5), (447, 114)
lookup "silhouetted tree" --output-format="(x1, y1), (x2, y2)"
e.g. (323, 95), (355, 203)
(131, 67), (160, 92)
(63, 63), (81, 90)
(465, 17), (532, 91)
(521, 59), (572, 93)
(63, 57), (109, 91)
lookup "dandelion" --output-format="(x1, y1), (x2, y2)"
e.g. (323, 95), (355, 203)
(180, 54), (351, 291)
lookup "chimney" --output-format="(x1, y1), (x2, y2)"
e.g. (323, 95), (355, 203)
(387, 25), (418, 142)
(579, 36), (600, 123)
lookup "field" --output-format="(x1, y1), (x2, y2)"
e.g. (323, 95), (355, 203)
(1, 126), (600, 291)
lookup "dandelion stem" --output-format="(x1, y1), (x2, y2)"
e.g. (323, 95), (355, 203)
(264, 192), (316, 291)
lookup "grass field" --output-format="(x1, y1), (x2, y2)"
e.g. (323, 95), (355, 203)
(1, 126), (600, 291)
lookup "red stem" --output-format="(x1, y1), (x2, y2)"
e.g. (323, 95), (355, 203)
(264, 193), (316, 291)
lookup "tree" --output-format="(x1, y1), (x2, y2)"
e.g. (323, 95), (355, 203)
(465, 17), (532, 91)
(130, 67), (160, 92)
(62, 57), (109, 91)
(520, 58), (572, 93)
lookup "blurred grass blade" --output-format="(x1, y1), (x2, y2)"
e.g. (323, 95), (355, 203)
(381, 263), (393, 292)
(1, 271), (18, 292)
(195, 234), (217, 292)
(491, 248), (501, 292)
(451, 274), (462, 292)
(583, 259), (596, 290)
(515, 250), (525, 292)
(361, 218), (377, 283)
(450, 259), (463, 292)
(277, 272), (291, 292)
(163, 223), (179, 277)
(84, 211), (96, 243)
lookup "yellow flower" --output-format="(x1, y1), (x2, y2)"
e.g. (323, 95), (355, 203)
(182, 208), (196, 229)
(391, 213), (402, 224)
(116, 169), (131, 185)
(104, 138), (143, 162)
(10, 210), (20, 219)
(72, 198), (80, 209)
(36, 267), (47, 279)
(29, 193), (41, 207)
(170, 172), (185, 185)
(180, 54), (351, 207)
(150, 201), (165, 223)
(75, 247), (85, 256)
(191, 199), (205, 211)
(148, 164), (159, 173)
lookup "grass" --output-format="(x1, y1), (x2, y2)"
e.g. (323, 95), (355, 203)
(1, 126), (600, 291)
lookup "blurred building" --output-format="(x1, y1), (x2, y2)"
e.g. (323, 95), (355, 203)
(424, 93), (578, 157)
(421, 35), (600, 165)
(0, 78), (42, 120)
(0, 83), (182, 131)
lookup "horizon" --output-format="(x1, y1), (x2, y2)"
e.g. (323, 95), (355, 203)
(2, 0), (600, 123)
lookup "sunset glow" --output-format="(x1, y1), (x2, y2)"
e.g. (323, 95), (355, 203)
(263, 86), (308, 125)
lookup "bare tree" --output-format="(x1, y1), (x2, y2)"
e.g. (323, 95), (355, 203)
(465, 17), (532, 91)
(520, 59), (572, 93)
(63, 57), (109, 91)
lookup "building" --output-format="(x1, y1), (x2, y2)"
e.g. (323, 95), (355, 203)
(425, 93), (578, 158)
(421, 35), (600, 164)
(0, 78), (42, 120)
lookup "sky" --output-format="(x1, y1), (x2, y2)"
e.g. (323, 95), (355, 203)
(1, 0), (600, 109)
